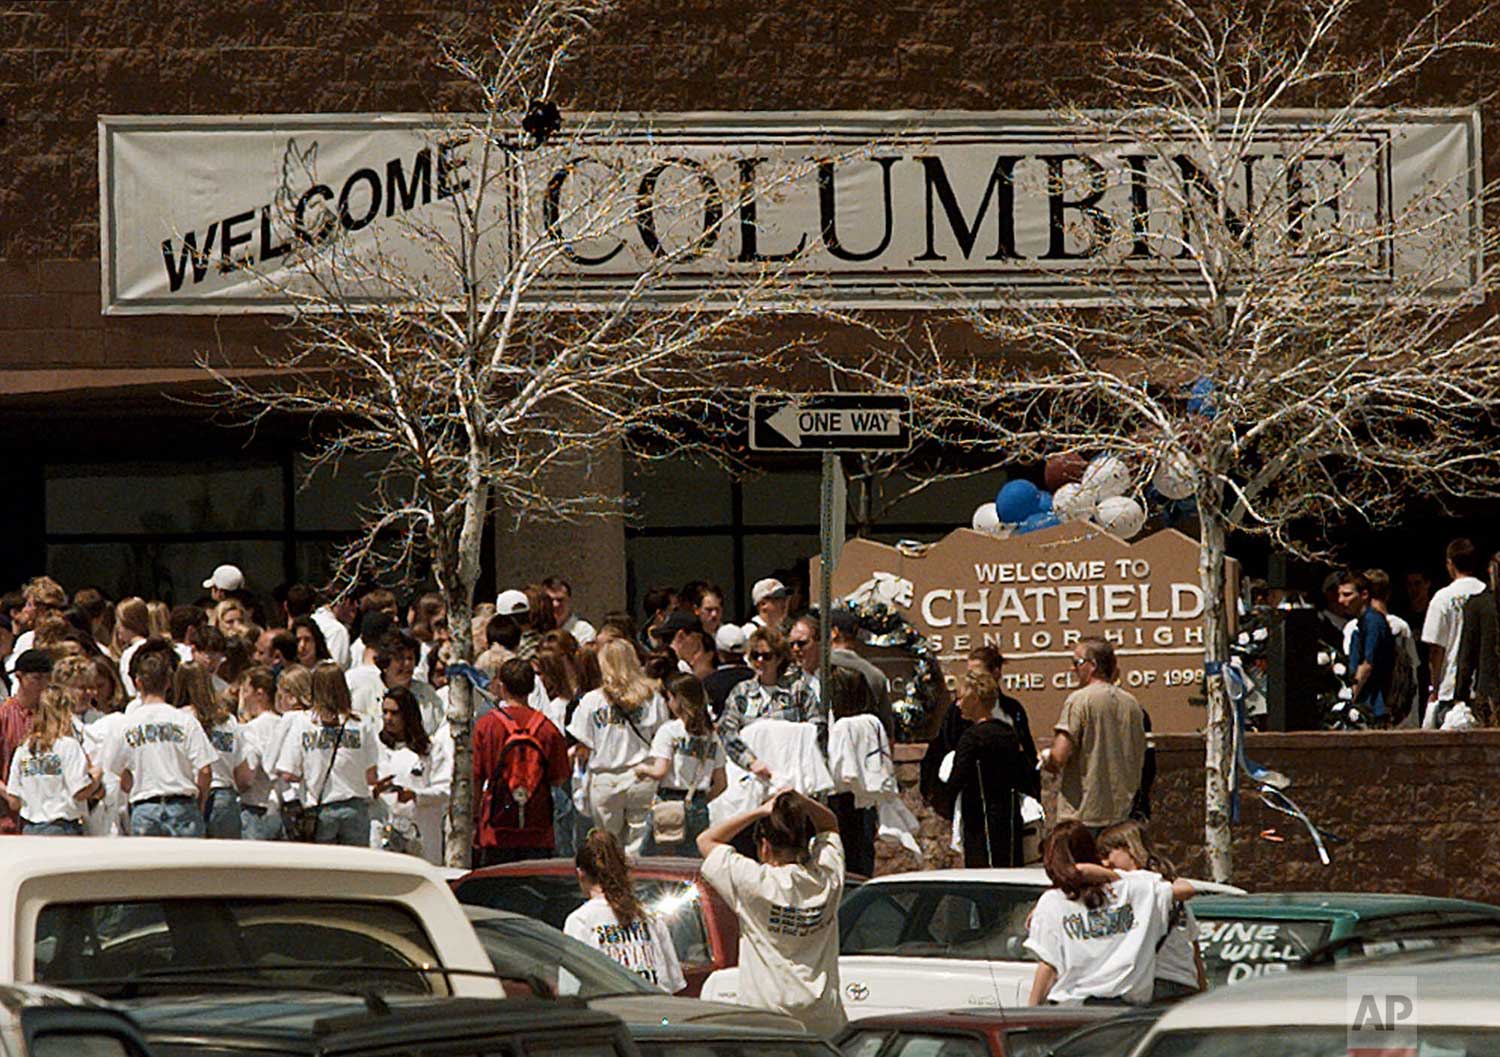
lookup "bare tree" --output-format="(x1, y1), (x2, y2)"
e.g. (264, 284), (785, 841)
(834, 0), (1500, 880)
(205, 0), (843, 865)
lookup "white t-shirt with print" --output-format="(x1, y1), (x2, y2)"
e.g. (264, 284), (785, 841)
(648, 718), (725, 793)
(82, 711), (129, 835)
(567, 690), (666, 772)
(1024, 871), (1175, 1005)
(700, 832), (847, 1036)
(7, 735), (90, 824)
(1422, 575), (1486, 700)
(100, 701), (218, 803)
(563, 895), (686, 994)
(184, 712), (244, 791)
(239, 711), (285, 811)
(273, 712), (378, 806)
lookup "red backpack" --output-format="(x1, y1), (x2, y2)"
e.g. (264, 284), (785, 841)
(489, 708), (551, 831)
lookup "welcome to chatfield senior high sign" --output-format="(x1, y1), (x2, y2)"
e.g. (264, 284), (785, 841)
(97, 110), (1483, 313)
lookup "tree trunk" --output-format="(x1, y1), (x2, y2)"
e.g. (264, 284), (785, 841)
(441, 473), (490, 869)
(1198, 512), (1233, 882)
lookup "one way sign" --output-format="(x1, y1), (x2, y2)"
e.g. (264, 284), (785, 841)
(749, 392), (912, 453)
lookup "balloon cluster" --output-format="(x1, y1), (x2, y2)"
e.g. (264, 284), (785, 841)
(970, 449), (1200, 540)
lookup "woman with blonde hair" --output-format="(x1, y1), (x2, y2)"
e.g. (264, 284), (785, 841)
(176, 661), (251, 838)
(114, 596), (151, 697)
(90, 654), (126, 713)
(934, 669), (1027, 867)
(273, 660), (378, 845)
(564, 829), (685, 992)
(1097, 819), (1207, 1001)
(213, 598), (248, 637)
(0, 687), (99, 834)
(567, 638), (667, 853)
(147, 601), (172, 641)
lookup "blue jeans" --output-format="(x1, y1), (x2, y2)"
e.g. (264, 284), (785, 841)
(205, 788), (243, 839)
(552, 784), (577, 858)
(241, 805), (284, 841)
(24, 819), (84, 835)
(314, 798), (371, 846)
(640, 791), (710, 857)
(130, 798), (206, 837)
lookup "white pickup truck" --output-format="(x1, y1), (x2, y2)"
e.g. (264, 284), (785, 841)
(2, 837), (502, 997)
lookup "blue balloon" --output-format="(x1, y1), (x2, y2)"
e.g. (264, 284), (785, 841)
(995, 479), (1041, 524)
(1035, 490), (1053, 515)
(1187, 377), (1216, 417)
(1018, 511), (1062, 534)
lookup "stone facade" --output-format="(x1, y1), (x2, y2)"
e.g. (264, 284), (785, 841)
(881, 731), (1500, 903)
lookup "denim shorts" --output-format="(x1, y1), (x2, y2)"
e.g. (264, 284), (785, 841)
(130, 798), (206, 838)
(23, 819), (84, 835)
(314, 798), (371, 846)
(241, 805), (285, 841)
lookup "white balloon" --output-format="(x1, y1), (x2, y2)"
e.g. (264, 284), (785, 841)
(1052, 482), (1097, 521)
(971, 502), (1001, 534)
(1094, 495), (1147, 538)
(1081, 454), (1131, 499)
(1152, 449), (1198, 501)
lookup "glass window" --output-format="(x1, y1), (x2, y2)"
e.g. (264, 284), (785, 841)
(46, 461), (284, 535)
(454, 875), (712, 968)
(45, 540), (285, 608)
(34, 898), (444, 994)
(1194, 917), (1331, 986)
(1038, 1016), (1160, 1057)
(841, 883), (1045, 961)
(467, 914), (653, 998)
(32, 1036), (138, 1057)
(628, 457), (733, 528)
(637, 1041), (836, 1057)
(742, 471), (821, 526)
(889, 1035), (988, 1057)
(628, 536), (735, 609)
(839, 1032), (890, 1057)
(1145, 1028), (1500, 1057)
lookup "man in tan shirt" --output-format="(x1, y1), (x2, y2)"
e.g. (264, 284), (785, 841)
(1042, 637), (1145, 831)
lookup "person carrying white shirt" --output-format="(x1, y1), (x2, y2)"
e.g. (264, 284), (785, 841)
(0, 687), (98, 834)
(275, 661), (379, 846)
(564, 829), (686, 993)
(371, 685), (452, 865)
(101, 650), (216, 838)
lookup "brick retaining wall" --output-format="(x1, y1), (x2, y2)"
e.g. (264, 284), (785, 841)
(880, 731), (1500, 901)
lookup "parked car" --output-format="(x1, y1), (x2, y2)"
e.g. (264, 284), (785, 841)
(702, 868), (1242, 1017)
(7, 837), (499, 997)
(452, 856), (737, 997)
(1191, 892), (1500, 985)
(1129, 955), (1500, 1057)
(122, 992), (634, 1057)
(1040, 1009), (1163, 1057)
(630, 1020), (835, 1057)
(0, 983), (162, 1057)
(463, 905), (804, 1030)
(835, 1007), (1122, 1057)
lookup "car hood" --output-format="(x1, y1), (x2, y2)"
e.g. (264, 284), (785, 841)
(587, 994), (806, 1030)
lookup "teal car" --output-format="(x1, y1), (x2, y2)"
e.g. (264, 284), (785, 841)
(1192, 892), (1500, 986)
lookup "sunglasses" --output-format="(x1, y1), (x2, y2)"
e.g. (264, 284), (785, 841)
(750, 651), (774, 661)
(789, 640), (810, 650)
(1072, 656), (1090, 667)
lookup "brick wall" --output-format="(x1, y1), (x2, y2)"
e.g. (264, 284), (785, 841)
(880, 731), (1500, 904)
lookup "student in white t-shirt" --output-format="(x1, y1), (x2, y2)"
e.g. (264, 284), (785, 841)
(176, 661), (252, 839)
(237, 665), (287, 840)
(0, 688), (98, 834)
(1024, 820), (1196, 1006)
(563, 829), (686, 993)
(1097, 820), (1206, 1003)
(1421, 538), (1487, 725)
(101, 649), (217, 838)
(568, 639), (667, 855)
(698, 789), (847, 1037)
(636, 673), (726, 856)
(275, 660), (378, 846)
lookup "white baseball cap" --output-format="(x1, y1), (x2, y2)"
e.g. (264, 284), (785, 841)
(203, 564), (245, 591)
(495, 589), (530, 615)
(751, 578), (788, 605)
(715, 624), (748, 654)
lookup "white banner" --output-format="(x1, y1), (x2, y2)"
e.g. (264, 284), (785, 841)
(98, 110), (1484, 314)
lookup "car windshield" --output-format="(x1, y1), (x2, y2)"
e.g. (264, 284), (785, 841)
(34, 898), (444, 995)
(1006, 1024), (1125, 1057)
(455, 874), (712, 964)
(1041, 1016), (1161, 1057)
(839, 882), (1047, 961)
(468, 914), (656, 998)
(1142, 1028), (1500, 1057)
(1194, 917), (1331, 986)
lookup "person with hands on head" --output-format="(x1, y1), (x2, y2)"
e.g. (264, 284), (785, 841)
(697, 788), (847, 1036)
(1097, 819), (1207, 1002)
(1025, 820), (1196, 1007)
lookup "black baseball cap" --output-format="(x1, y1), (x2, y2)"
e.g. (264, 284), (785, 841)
(652, 612), (702, 643)
(13, 649), (53, 674)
